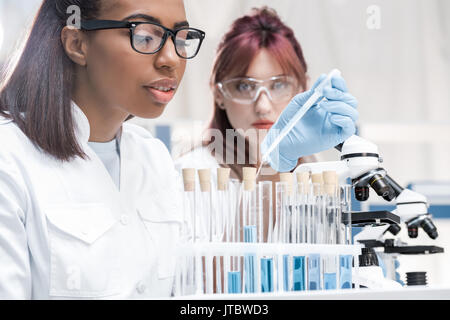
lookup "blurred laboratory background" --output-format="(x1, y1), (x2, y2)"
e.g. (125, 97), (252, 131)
(1, 0), (450, 286)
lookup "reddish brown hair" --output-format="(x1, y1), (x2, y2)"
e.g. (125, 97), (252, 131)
(205, 7), (309, 179)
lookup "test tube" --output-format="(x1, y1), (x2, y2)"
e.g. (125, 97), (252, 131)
(261, 257), (274, 292)
(275, 180), (293, 244)
(323, 171), (339, 290)
(198, 169), (213, 294)
(280, 173), (295, 243)
(295, 172), (310, 244)
(339, 184), (353, 289)
(226, 179), (242, 294)
(308, 173), (324, 291)
(292, 171), (310, 292)
(181, 168), (199, 296)
(311, 173), (325, 244)
(339, 184), (353, 245)
(257, 181), (273, 293)
(242, 167), (258, 294)
(215, 168), (231, 294)
(280, 173), (295, 291)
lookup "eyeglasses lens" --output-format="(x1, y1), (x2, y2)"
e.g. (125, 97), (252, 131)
(132, 24), (203, 58)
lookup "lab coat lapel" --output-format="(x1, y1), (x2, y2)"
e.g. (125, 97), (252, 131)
(69, 102), (125, 206)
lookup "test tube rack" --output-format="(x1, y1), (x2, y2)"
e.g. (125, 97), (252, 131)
(173, 242), (362, 297)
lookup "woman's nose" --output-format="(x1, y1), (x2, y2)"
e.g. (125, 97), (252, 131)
(254, 89), (273, 116)
(154, 37), (181, 71)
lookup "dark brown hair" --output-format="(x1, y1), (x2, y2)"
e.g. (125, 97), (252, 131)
(0, 0), (102, 161)
(206, 7), (309, 179)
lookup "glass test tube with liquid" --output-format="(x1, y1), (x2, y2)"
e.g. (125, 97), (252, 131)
(214, 168), (232, 294)
(180, 168), (199, 296)
(291, 171), (310, 292)
(308, 173), (325, 291)
(226, 179), (242, 294)
(197, 169), (214, 294)
(276, 173), (295, 292)
(339, 184), (353, 289)
(242, 167), (258, 294)
(323, 171), (339, 290)
(258, 181), (273, 293)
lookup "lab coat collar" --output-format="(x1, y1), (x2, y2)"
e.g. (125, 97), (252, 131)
(71, 101), (91, 145)
(71, 101), (123, 146)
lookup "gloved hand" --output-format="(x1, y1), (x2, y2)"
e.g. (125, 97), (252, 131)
(261, 74), (359, 172)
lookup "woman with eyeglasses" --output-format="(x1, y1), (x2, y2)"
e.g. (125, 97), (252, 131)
(175, 7), (358, 183)
(0, 1), (356, 299)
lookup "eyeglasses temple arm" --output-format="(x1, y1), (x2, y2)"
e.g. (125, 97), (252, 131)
(81, 20), (131, 31)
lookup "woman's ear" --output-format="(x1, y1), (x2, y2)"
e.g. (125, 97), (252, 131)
(61, 26), (88, 66)
(214, 86), (226, 110)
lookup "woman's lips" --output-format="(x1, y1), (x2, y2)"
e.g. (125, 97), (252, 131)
(252, 121), (274, 130)
(145, 87), (176, 104)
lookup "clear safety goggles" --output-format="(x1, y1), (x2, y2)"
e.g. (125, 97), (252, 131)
(217, 75), (298, 104)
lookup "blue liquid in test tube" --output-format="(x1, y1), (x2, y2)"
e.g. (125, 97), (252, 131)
(293, 256), (306, 291)
(227, 271), (241, 294)
(283, 255), (290, 291)
(244, 225), (257, 293)
(324, 273), (337, 290)
(261, 258), (274, 292)
(308, 254), (321, 290)
(339, 255), (353, 289)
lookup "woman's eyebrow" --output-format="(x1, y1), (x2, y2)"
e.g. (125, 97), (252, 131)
(123, 13), (160, 24)
(174, 21), (190, 29)
(123, 13), (190, 29)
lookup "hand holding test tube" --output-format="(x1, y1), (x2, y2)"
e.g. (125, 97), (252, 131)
(261, 69), (359, 172)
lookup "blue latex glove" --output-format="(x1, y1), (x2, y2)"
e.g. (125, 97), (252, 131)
(261, 74), (359, 172)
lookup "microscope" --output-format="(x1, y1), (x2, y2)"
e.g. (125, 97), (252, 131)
(294, 135), (444, 289)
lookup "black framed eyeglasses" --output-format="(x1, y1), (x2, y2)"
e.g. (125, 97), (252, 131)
(80, 20), (206, 59)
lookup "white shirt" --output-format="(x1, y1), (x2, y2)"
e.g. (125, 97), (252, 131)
(0, 103), (183, 299)
(88, 139), (121, 189)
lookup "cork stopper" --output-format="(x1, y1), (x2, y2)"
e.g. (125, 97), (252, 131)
(311, 172), (324, 195)
(296, 171), (310, 194)
(311, 173), (324, 184)
(243, 167), (256, 191)
(182, 168), (196, 192)
(198, 169), (211, 192)
(323, 171), (338, 195)
(217, 167), (231, 191)
(279, 172), (294, 195)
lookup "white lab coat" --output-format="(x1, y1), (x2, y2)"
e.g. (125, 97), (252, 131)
(0, 103), (183, 299)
